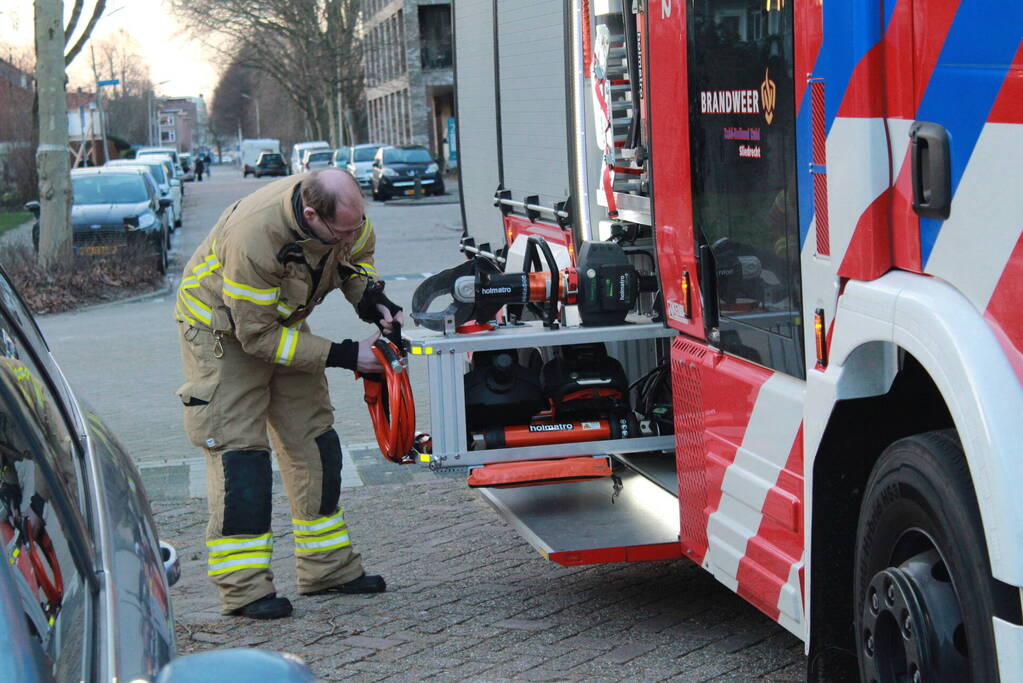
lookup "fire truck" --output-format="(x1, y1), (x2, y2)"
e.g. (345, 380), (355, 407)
(399, 1), (1023, 679)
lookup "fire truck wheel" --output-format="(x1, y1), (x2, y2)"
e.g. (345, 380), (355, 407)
(854, 430), (1001, 683)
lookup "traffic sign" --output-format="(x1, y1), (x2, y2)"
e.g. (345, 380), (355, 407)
(97, 79), (120, 87)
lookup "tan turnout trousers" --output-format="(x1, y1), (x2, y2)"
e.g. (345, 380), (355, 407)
(178, 323), (364, 612)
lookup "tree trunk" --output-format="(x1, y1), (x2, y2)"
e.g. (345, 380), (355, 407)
(35, 0), (73, 270)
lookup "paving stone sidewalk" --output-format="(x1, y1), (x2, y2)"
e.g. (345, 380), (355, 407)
(156, 478), (805, 682)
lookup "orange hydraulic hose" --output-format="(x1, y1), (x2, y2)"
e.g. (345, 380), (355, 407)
(360, 339), (417, 464)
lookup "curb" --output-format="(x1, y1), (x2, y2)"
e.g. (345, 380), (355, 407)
(46, 278), (175, 317)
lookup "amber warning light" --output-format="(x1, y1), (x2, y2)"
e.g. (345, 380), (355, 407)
(814, 308), (827, 368)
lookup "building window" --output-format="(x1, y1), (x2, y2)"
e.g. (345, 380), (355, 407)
(419, 5), (452, 70)
(160, 129), (176, 143)
(158, 113), (175, 128)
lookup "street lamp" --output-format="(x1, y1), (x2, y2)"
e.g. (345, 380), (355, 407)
(240, 92), (261, 138)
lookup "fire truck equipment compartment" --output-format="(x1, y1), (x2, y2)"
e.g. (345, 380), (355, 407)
(466, 456), (613, 488)
(478, 466), (682, 566)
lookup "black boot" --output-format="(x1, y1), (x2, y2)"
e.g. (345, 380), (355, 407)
(230, 593), (293, 619)
(306, 573), (387, 596)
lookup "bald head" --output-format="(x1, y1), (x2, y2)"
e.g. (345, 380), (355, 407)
(300, 168), (366, 246)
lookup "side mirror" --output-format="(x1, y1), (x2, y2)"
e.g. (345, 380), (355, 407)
(156, 649), (317, 683)
(159, 197), (174, 209)
(159, 541), (180, 587)
(24, 201), (40, 218)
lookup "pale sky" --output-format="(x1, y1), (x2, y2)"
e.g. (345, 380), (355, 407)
(0, 0), (219, 99)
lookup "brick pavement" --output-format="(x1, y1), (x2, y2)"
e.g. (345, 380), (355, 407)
(157, 477), (805, 681)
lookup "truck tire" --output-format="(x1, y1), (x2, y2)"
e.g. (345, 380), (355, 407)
(854, 430), (1011, 682)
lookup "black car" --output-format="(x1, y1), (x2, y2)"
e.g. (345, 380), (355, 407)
(254, 152), (288, 178)
(371, 145), (445, 201)
(0, 267), (316, 682)
(29, 168), (173, 274)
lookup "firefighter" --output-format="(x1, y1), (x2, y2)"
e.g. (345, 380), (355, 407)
(174, 168), (403, 619)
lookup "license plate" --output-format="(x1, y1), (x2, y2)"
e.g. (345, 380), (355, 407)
(405, 189), (416, 195)
(80, 245), (119, 256)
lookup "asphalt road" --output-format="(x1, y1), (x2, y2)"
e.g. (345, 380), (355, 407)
(36, 167), (806, 680)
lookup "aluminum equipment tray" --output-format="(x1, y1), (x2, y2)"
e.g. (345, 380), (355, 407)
(404, 318), (677, 469)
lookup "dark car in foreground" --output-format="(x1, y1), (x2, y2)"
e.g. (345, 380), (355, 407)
(0, 267), (316, 682)
(253, 152), (288, 178)
(371, 145), (444, 200)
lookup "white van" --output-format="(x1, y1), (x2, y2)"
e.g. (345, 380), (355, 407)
(240, 138), (281, 177)
(290, 141), (330, 174)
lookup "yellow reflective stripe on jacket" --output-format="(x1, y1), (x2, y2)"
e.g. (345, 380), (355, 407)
(206, 552), (271, 576)
(294, 529), (351, 554)
(277, 301), (296, 318)
(192, 254), (221, 280)
(355, 262), (377, 277)
(273, 326), (299, 365)
(175, 301), (197, 325)
(179, 289), (213, 325)
(206, 533), (273, 557)
(351, 219), (373, 254)
(292, 509), (346, 533)
(222, 277), (280, 305)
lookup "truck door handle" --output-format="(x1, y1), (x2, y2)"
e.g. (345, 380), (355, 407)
(909, 121), (951, 220)
(698, 243), (720, 332)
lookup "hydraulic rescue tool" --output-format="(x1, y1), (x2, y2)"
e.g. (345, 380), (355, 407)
(411, 236), (651, 331)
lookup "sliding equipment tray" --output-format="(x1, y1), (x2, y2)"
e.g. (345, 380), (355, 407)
(404, 318), (677, 469)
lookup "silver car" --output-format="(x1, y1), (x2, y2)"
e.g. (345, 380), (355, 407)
(0, 269), (314, 682)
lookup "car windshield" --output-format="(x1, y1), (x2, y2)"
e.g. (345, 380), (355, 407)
(72, 175), (148, 205)
(308, 151), (332, 162)
(355, 146), (381, 162)
(383, 147), (432, 164)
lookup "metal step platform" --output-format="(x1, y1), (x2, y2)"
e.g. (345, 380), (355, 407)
(478, 464), (681, 566)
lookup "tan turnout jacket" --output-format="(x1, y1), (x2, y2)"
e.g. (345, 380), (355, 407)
(174, 174), (376, 373)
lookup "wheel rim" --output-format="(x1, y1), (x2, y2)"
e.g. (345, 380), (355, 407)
(860, 538), (969, 683)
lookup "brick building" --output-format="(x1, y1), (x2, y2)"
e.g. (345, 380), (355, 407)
(363, 0), (454, 164)
(156, 96), (208, 152)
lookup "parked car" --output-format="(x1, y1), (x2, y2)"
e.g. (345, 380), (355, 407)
(241, 139), (281, 177)
(332, 146), (351, 169)
(178, 153), (196, 182)
(253, 152), (287, 178)
(347, 143), (384, 188)
(301, 149), (334, 172)
(106, 158), (183, 229)
(26, 168), (172, 273)
(289, 141), (329, 175)
(0, 266), (316, 683)
(371, 145), (445, 200)
(136, 146), (180, 166)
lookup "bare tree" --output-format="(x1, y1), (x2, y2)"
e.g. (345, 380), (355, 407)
(35, 0), (73, 269)
(170, 0), (365, 146)
(33, 0), (106, 269)
(95, 30), (153, 145)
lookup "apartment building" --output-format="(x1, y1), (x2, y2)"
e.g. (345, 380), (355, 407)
(363, 0), (455, 165)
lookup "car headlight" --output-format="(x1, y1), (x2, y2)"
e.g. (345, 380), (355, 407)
(137, 211), (157, 229)
(382, 167), (398, 177)
(426, 163), (439, 174)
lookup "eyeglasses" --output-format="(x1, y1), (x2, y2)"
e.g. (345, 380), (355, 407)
(322, 214), (366, 240)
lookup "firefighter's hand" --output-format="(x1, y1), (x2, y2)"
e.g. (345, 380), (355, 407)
(376, 304), (404, 334)
(357, 331), (385, 374)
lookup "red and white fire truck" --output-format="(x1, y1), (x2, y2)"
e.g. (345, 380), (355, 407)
(401, 1), (1023, 679)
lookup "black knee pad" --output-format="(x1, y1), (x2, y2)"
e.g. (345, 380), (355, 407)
(315, 429), (342, 516)
(221, 450), (272, 536)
